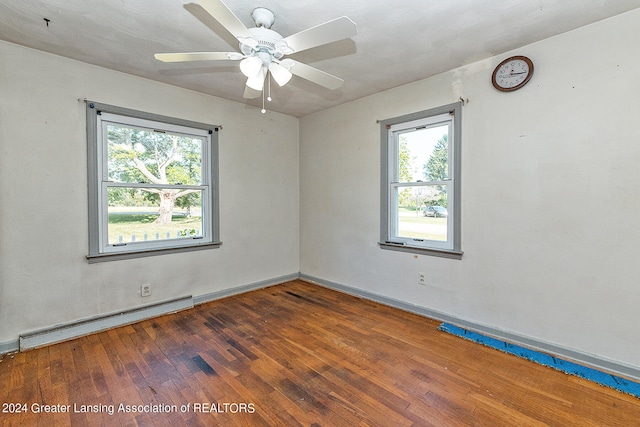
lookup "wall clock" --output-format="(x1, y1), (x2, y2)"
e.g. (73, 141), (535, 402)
(491, 55), (534, 92)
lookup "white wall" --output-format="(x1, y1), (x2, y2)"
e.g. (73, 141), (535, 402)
(0, 41), (299, 345)
(2, 8), (640, 372)
(300, 9), (640, 369)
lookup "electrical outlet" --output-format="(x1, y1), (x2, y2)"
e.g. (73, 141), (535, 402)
(418, 273), (427, 285)
(141, 284), (151, 297)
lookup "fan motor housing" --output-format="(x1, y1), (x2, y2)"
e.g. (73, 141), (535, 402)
(242, 27), (286, 58)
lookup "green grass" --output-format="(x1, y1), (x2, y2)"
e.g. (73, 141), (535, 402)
(108, 213), (203, 244)
(397, 213), (448, 241)
(398, 215), (447, 225)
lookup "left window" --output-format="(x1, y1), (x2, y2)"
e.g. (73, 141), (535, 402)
(86, 102), (221, 262)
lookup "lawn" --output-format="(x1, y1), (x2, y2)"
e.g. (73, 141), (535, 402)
(108, 212), (203, 244)
(397, 208), (448, 241)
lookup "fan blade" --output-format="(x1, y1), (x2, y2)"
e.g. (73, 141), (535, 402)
(288, 60), (344, 90)
(243, 85), (261, 99)
(283, 16), (356, 54)
(195, 0), (252, 39)
(154, 52), (242, 62)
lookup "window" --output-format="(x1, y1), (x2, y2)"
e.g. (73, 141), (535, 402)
(379, 102), (462, 259)
(86, 102), (221, 262)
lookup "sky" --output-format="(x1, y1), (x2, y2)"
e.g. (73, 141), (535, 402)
(401, 124), (448, 182)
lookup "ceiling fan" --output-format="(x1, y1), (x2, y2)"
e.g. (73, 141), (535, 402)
(155, 0), (357, 105)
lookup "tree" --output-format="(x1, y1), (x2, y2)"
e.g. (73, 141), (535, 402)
(398, 136), (413, 182)
(423, 135), (448, 207)
(107, 126), (201, 224)
(423, 135), (448, 182)
(397, 136), (414, 207)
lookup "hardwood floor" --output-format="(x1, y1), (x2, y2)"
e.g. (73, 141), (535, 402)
(1, 279), (639, 426)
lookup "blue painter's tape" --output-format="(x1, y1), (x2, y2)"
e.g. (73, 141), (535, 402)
(438, 323), (640, 399)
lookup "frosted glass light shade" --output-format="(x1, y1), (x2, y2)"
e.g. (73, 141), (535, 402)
(246, 67), (266, 91)
(269, 62), (293, 86)
(239, 56), (262, 78)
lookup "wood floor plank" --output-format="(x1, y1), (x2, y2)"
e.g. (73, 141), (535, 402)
(2, 279), (640, 426)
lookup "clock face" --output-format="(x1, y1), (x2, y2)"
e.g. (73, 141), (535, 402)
(492, 56), (533, 92)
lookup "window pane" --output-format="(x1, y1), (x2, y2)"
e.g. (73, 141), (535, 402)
(395, 185), (448, 242)
(397, 124), (449, 183)
(107, 187), (203, 245)
(107, 124), (202, 185)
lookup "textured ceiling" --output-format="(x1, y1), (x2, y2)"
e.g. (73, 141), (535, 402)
(1, 0), (639, 116)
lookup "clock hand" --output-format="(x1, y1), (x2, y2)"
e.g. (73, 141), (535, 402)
(510, 72), (527, 75)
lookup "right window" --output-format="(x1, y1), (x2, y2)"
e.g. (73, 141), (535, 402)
(380, 102), (462, 258)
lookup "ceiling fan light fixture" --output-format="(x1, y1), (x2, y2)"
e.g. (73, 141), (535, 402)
(269, 62), (292, 86)
(154, 0), (357, 112)
(275, 40), (294, 55)
(238, 36), (259, 50)
(239, 56), (262, 78)
(246, 66), (266, 91)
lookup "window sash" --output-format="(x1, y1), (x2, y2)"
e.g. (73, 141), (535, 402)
(98, 113), (210, 186)
(388, 115), (454, 250)
(389, 181), (453, 250)
(97, 115), (213, 253)
(98, 183), (211, 253)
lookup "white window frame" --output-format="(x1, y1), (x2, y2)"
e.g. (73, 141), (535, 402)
(86, 102), (221, 262)
(379, 102), (462, 259)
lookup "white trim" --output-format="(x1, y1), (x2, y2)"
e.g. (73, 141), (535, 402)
(388, 112), (452, 133)
(96, 114), (213, 253)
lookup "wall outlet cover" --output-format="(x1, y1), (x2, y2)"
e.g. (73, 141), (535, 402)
(141, 284), (151, 297)
(418, 273), (427, 285)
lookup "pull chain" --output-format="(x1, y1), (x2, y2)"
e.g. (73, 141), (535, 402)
(261, 73), (272, 114)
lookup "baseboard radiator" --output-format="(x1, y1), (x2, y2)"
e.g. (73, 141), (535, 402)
(19, 296), (193, 351)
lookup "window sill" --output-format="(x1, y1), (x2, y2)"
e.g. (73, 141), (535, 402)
(378, 241), (463, 260)
(87, 241), (222, 263)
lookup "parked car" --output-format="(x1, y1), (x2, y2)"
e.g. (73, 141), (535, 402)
(423, 206), (448, 218)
